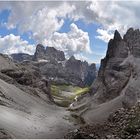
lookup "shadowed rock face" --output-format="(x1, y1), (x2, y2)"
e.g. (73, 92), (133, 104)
(69, 28), (140, 124)
(0, 129), (12, 139)
(11, 53), (33, 62)
(96, 30), (131, 101)
(33, 44), (46, 61)
(0, 55), (54, 104)
(65, 56), (96, 86)
(37, 55), (96, 86)
(93, 29), (140, 105)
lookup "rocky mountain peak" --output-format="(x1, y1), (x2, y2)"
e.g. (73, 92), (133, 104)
(11, 53), (33, 62)
(35, 44), (46, 54)
(33, 44), (46, 61)
(11, 44), (96, 86)
(33, 44), (65, 61)
(69, 55), (76, 61)
(125, 27), (134, 34)
(123, 28), (140, 41)
(123, 28), (140, 57)
(95, 27), (140, 109)
(46, 46), (65, 61)
(70, 28), (140, 124)
(36, 44), (45, 50)
(114, 30), (122, 41)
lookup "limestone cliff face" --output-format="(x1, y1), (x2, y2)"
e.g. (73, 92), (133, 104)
(37, 54), (96, 86)
(33, 44), (46, 61)
(11, 45), (96, 86)
(65, 56), (96, 86)
(33, 44), (65, 61)
(11, 53), (33, 62)
(93, 29), (140, 104)
(95, 30), (131, 102)
(69, 28), (140, 124)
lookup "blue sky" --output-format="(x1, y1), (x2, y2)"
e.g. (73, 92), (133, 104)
(0, 2), (109, 64)
(58, 18), (108, 63)
(0, 1), (138, 64)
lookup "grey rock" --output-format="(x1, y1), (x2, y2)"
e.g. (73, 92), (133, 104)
(92, 28), (140, 102)
(11, 44), (96, 86)
(70, 28), (140, 124)
(46, 46), (65, 61)
(33, 44), (46, 61)
(11, 53), (33, 62)
(33, 44), (65, 61)
(0, 129), (12, 139)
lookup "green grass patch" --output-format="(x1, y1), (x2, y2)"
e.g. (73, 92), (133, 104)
(75, 87), (90, 96)
(51, 84), (90, 107)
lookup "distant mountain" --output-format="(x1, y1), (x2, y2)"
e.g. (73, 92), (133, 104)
(11, 53), (33, 62)
(33, 44), (65, 61)
(11, 44), (96, 86)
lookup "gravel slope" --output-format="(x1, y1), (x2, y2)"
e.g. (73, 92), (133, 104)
(0, 78), (76, 138)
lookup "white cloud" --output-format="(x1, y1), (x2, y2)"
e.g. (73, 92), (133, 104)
(89, 1), (140, 41)
(74, 53), (89, 62)
(3, 1), (140, 43)
(5, 2), (75, 44)
(0, 34), (35, 55)
(46, 23), (91, 57)
(1, 1), (140, 61)
(96, 28), (114, 43)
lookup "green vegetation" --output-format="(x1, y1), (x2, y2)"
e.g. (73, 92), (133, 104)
(124, 113), (140, 136)
(70, 87), (89, 99)
(51, 84), (90, 107)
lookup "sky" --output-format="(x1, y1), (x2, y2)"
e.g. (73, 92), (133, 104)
(0, 1), (139, 64)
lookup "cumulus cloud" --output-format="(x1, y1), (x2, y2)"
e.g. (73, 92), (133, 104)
(96, 28), (114, 43)
(89, 1), (140, 41)
(0, 34), (35, 55)
(0, 1), (140, 58)
(2, 2), (75, 43)
(46, 23), (91, 57)
(74, 53), (89, 62)
(3, 1), (140, 43)
(4, 1), (63, 29)
(18, 2), (75, 44)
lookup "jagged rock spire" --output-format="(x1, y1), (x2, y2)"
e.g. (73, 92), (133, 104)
(114, 30), (122, 41)
(33, 44), (46, 61)
(69, 55), (76, 61)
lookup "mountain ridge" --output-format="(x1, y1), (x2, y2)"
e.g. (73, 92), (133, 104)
(69, 28), (140, 125)
(11, 44), (96, 86)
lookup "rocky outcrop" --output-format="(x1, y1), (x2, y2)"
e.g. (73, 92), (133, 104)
(69, 28), (140, 124)
(0, 129), (12, 139)
(93, 29), (140, 104)
(11, 45), (96, 86)
(84, 63), (96, 86)
(0, 54), (18, 70)
(0, 54), (53, 103)
(65, 56), (96, 86)
(33, 44), (65, 61)
(11, 53), (33, 62)
(96, 30), (131, 102)
(66, 102), (140, 139)
(36, 55), (96, 86)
